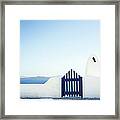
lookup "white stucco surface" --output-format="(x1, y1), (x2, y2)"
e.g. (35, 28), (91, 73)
(85, 55), (100, 77)
(20, 76), (61, 98)
(84, 55), (100, 98)
(84, 76), (100, 98)
(21, 55), (100, 98)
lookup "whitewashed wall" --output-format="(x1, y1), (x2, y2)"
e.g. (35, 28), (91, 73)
(20, 76), (61, 98)
(21, 55), (100, 98)
(84, 55), (100, 98)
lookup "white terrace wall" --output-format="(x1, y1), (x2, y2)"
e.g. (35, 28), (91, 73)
(21, 55), (100, 99)
(20, 76), (61, 98)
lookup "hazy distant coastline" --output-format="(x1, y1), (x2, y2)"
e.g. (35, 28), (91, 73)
(20, 76), (50, 84)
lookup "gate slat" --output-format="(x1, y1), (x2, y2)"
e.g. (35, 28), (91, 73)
(76, 73), (78, 96)
(80, 76), (83, 98)
(68, 71), (70, 96)
(71, 69), (72, 78)
(61, 76), (65, 97)
(73, 71), (76, 96)
(78, 75), (81, 96)
(71, 80), (73, 96)
(70, 69), (72, 96)
(66, 80), (68, 96)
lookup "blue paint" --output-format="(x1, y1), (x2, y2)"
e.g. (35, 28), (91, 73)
(61, 69), (83, 98)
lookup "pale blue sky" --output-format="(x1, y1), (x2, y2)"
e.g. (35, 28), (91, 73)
(20, 20), (100, 77)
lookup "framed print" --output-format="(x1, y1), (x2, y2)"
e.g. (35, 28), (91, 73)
(0, 0), (119, 119)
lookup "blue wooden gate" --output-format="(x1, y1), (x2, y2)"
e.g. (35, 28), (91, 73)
(61, 69), (83, 98)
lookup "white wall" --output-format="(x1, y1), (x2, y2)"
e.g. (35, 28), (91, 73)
(21, 55), (100, 99)
(84, 55), (100, 98)
(20, 76), (61, 98)
(84, 76), (100, 98)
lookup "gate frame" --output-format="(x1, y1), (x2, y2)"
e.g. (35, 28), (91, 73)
(61, 69), (83, 98)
